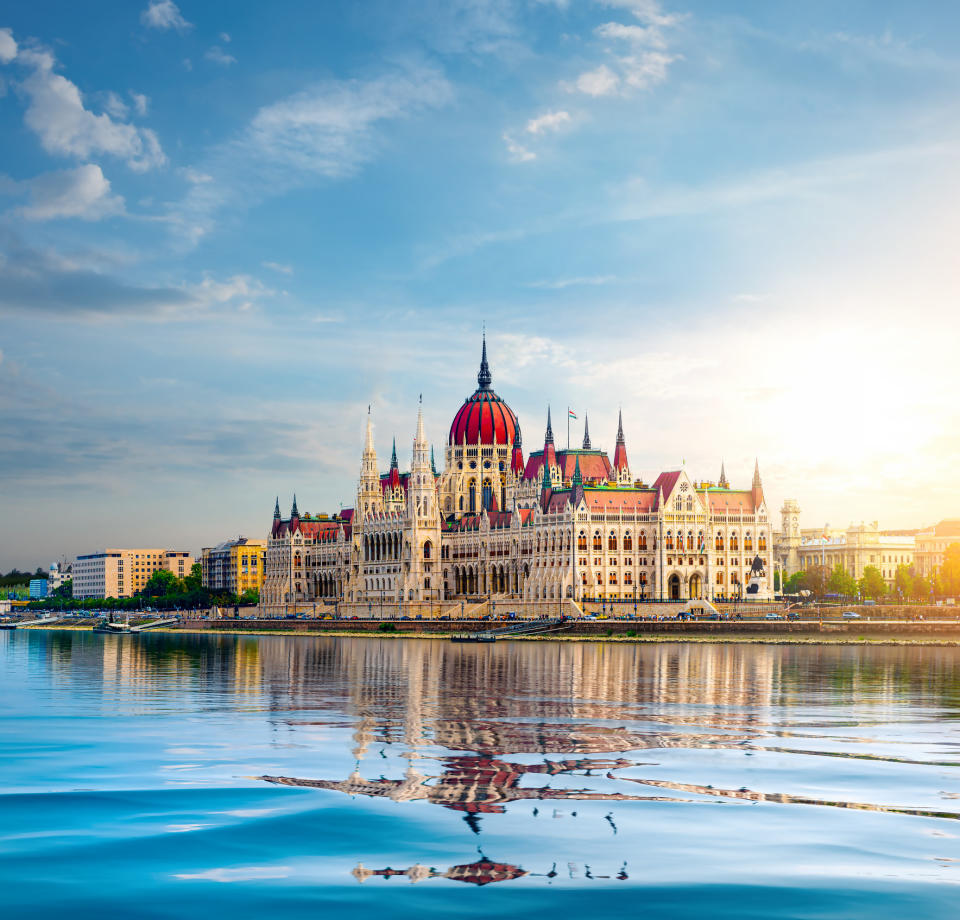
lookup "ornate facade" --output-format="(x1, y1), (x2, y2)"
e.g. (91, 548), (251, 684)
(262, 340), (773, 609)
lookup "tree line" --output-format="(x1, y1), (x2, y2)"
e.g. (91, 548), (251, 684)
(22, 564), (259, 612)
(775, 544), (960, 601)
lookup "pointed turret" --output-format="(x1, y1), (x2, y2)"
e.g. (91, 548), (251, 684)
(751, 458), (764, 508)
(612, 409), (629, 481)
(430, 445), (438, 476)
(543, 406), (557, 474)
(390, 438), (398, 470)
(358, 407), (384, 518)
(582, 413), (591, 450)
(273, 496), (281, 521)
(718, 461), (729, 489)
(388, 436), (401, 489)
(572, 454), (583, 487)
(291, 494), (299, 519)
(510, 424), (524, 475)
(364, 406), (374, 453)
(477, 332), (492, 391)
(571, 454), (585, 507)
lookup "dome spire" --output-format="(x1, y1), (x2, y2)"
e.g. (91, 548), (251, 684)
(477, 330), (492, 391)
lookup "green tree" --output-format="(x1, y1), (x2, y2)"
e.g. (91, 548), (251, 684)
(800, 564), (830, 598)
(911, 574), (931, 601)
(827, 564), (857, 597)
(859, 565), (887, 599)
(893, 564), (914, 600)
(940, 543), (960, 597)
(238, 587), (259, 605)
(183, 562), (203, 592)
(142, 569), (181, 597)
(783, 571), (805, 594)
(53, 578), (73, 599)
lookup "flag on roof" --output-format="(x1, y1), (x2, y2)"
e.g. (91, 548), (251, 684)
(568, 409), (577, 418)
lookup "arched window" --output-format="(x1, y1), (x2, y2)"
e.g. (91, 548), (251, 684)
(744, 532), (754, 552)
(623, 531), (633, 551)
(593, 531), (602, 551)
(686, 531), (694, 550)
(469, 480), (477, 512)
(423, 540), (432, 560)
(577, 531), (587, 551)
(482, 477), (493, 510)
(715, 532), (724, 551)
(686, 497), (693, 512)
(665, 531), (674, 551)
(759, 533), (768, 551)
(608, 531), (618, 552)
(730, 533), (739, 551)
(639, 531), (647, 551)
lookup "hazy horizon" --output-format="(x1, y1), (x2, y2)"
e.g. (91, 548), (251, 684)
(2, 1), (959, 568)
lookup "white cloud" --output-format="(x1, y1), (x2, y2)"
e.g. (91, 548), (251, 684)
(141, 1), (192, 32)
(526, 274), (617, 289)
(262, 261), (293, 274)
(17, 164), (125, 221)
(503, 132), (536, 162)
(205, 46), (236, 67)
(189, 274), (272, 312)
(103, 91), (129, 120)
(179, 166), (212, 184)
(16, 46), (167, 171)
(130, 92), (149, 116)
(525, 110), (571, 135)
(596, 21), (666, 48)
(566, 1), (683, 97)
(0, 27), (17, 63)
(219, 32), (231, 43)
(570, 64), (620, 96)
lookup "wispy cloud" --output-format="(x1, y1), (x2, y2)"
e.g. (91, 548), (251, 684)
(10, 37), (166, 172)
(525, 110), (571, 134)
(526, 274), (617, 289)
(262, 261), (293, 275)
(7, 164), (125, 221)
(503, 132), (536, 162)
(141, 1), (192, 32)
(204, 46), (237, 67)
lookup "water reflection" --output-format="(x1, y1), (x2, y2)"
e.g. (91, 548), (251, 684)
(10, 630), (960, 894)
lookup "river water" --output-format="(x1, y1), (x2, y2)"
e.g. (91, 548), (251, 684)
(2, 630), (960, 918)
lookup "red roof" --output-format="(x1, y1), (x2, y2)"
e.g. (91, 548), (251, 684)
(704, 490), (757, 514)
(449, 389), (518, 446)
(584, 488), (657, 512)
(525, 449), (614, 483)
(652, 470), (682, 496)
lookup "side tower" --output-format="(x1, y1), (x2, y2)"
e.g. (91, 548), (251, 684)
(404, 399), (442, 602)
(779, 498), (802, 576)
(612, 410), (631, 485)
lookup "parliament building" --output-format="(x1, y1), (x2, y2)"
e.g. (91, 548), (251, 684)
(262, 339), (773, 611)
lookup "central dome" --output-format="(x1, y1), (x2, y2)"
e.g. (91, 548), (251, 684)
(448, 338), (519, 446)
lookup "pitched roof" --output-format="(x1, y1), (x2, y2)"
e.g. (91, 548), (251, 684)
(524, 449), (613, 483)
(583, 488), (657, 513)
(651, 470), (682, 497)
(702, 490), (757, 514)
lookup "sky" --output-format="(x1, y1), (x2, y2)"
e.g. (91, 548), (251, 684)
(1, 0), (959, 568)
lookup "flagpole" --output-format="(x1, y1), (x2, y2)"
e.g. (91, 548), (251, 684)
(567, 406), (570, 452)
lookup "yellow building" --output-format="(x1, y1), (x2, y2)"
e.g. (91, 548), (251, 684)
(73, 549), (194, 599)
(914, 520), (960, 578)
(201, 538), (266, 596)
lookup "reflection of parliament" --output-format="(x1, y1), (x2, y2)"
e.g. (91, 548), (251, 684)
(262, 339), (773, 610)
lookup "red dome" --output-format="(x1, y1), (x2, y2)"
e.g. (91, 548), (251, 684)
(449, 389), (518, 446)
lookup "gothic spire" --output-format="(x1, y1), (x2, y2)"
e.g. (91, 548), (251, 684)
(513, 423), (522, 448)
(430, 445), (438, 475)
(545, 405), (554, 445)
(274, 496), (280, 520)
(582, 413), (591, 450)
(719, 460), (729, 489)
(291, 494), (299, 518)
(364, 406), (374, 454)
(542, 459), (552, 492)
(616, 408), (625, 444)
(752, 458), (762, 490)
(613, 409), (629, 473)
(572, 454), (583, 487)
(477, 331), (492, 391)
(390, 438), (398, 470)
(415, 397), (426, 447)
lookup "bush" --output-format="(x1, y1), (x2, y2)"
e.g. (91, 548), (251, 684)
(377, 622), (397, 633)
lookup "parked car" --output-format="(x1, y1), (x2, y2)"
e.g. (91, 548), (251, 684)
(842, 611), (861, 619)
(764, 612), (782, 620)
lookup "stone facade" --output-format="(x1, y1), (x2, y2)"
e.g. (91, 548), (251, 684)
(262, 341), (774, 611)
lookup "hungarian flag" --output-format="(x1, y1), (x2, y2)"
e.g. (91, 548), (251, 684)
(568, 409), (577, 419)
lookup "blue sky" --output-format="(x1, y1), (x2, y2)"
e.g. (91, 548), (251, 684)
(1, 0), (959, 567)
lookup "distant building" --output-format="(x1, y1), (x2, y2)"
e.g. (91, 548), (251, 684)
(73, 549), (194, 599)
(29, 578), (49, 599)
(200, 538), (266, 595)
(48, 561), (71, 594)
(795, 522), (915, 586)
(914, 520), (960, 578)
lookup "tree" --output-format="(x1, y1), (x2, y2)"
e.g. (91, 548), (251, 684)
(183, 562), (203, 593)
(142, 569), (181, 597)
(940, 543), (960, 597)
(238, 588), (259, 606)
(911, 574), (931, 601)
(54, 578), (73, 599)
(893, 564), (914, 600)
(800, 564), (830, 598)
(827, 564), (857, 597)
(859, 565), (887, 599)
(783, 571), (805, 595)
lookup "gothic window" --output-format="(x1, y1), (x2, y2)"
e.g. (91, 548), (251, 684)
(674, 497), (682, 511)
(744, 532), (754, 552)
(686, 498), (693, 512)
(759, 533), (768, 551)
(730, 533), (739, 551)
(596, 572), (602, 585)
(639, 531), (648, 551)
(482, 478), (493, 510)
(423, 541), (432, 560)
(469, 481), (476, 513)
(686, 531), (694, 550)
(623, 532), (633, 551)
(665, 531), (674, 551)
(609, 572), (618, 585)
(715, 532), (724, 551)
(593, 531), (602, 552)
(624, 572), (633, 585)
(608, 531), (618, 552)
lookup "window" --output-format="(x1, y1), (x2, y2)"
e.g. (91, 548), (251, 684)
(593, 531), (602, 551)
(578, 531), (587, 551)
(665, 531), (674, 551)
(623, 532), (633, 551)
(608, 532), (618, 551)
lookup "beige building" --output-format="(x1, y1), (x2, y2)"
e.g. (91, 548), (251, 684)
(73, 548), (194, 599)
(914, 520), (960, 577)
(201, 538), (266, 595)
(795, 522), (914, 585)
